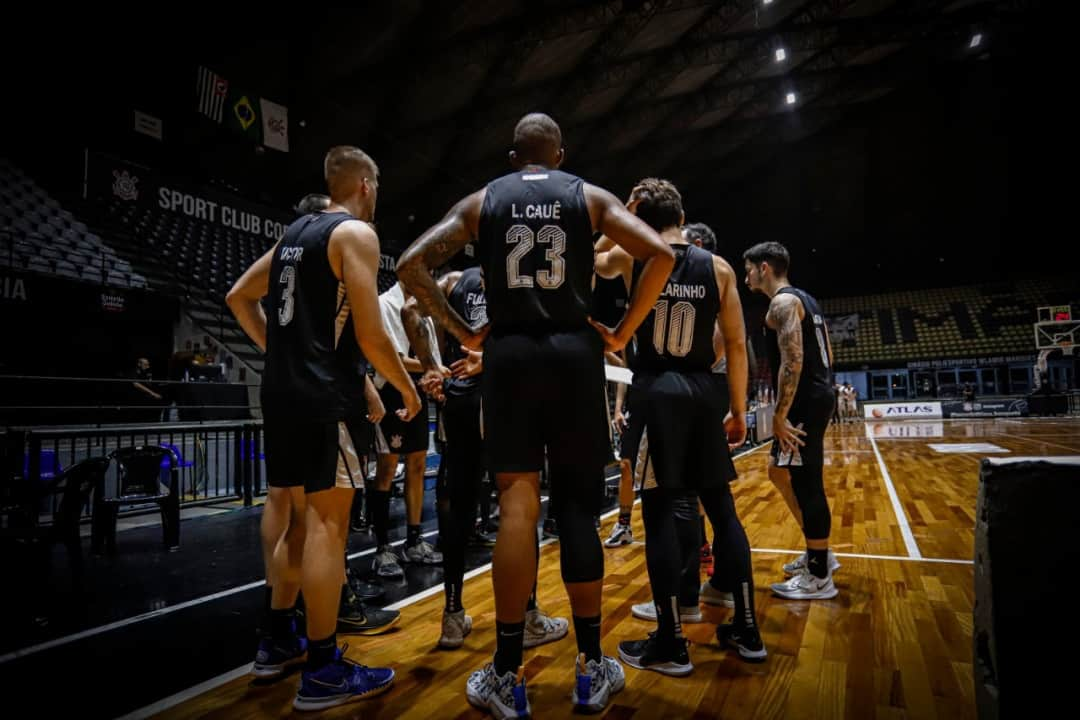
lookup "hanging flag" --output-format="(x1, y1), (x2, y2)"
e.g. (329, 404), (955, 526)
(226, 88), (262, 143)
(197, 66), (228, 122)
(260, 98), (289, 152)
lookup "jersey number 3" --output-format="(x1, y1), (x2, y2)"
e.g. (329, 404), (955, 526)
(506, 224), (566, 289)
(278, 266), (296, 326)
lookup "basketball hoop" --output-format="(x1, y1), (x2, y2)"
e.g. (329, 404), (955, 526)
(1035, 320), (1080, 357)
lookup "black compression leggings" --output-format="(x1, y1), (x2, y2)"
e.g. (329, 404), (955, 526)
(672, 492), (704, 607)
(437, 392), (486, 612)
(790, 463), (831, 540)
(700, 481), (758, 629)
(642, 487), (699, 640)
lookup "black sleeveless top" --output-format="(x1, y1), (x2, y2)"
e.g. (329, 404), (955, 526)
(765, 286), (833, 402)
(261, 211), (367, 420)
(632, 244), (719, 375)
(476, 168), (594, 334)
(591, 274), (628, 329)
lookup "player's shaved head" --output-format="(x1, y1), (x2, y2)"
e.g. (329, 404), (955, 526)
(324, 146), (378, 201)
(510, 113), (564, 168)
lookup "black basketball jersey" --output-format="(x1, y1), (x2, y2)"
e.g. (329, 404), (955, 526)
(765, 286), (833, 401)
(261, 211), (367, 420)
(591, 274), (628, 329)
(476, 168), (594, 333)
(445, 266), (487, 394)
(632, 244), (719, 375)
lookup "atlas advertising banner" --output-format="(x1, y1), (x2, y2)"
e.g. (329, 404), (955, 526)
(863, 401), (943, 420)
(86, 151), (291, 242)
(941, 399), (1029, 418)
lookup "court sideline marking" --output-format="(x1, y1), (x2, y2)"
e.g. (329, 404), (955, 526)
(865, 425), (923, 559)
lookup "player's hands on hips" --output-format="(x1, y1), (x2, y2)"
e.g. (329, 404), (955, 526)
(451, 348), (483, 379)
(399, 386), (422, 422)
(773, 415), (806, 454)
(724, 411), (747, 450)
(588, 317), (628, 353)
(461, 324), (490, 352)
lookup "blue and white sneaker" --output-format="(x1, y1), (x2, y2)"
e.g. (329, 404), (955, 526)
(572, 652), (625, 713)
(466, 663), (530, 719)
(252, 629), (308, 679)
(293, 645), (394, 711)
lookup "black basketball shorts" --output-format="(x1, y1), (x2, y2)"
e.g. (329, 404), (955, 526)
(263, 415), (366, 494)
(629, 371), (737, 492)
(771, 390), (835, 468)
(374, 381), (430, 456)
(481, 328), (609, 510)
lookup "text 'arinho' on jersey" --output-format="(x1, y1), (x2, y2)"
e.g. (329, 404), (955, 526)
(631, 244), (719, 375)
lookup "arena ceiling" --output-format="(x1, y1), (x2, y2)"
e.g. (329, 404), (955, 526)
(267, 0), (1032, 235)
(8, 0), (1045, 275)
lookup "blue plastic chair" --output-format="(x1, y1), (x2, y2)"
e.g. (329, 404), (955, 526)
(22, 449), (62, 481)
(159, 443), (194, 488)
(159, 443), (195, 468)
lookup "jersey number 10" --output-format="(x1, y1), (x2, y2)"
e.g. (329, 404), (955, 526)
(652, 300), (696, 357)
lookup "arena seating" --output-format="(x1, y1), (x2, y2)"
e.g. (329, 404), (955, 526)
(822, 278), (1079, 365)
(0, 157), (277, 376)
(90, 196), (273, 300)
(0, 158), (147, 289)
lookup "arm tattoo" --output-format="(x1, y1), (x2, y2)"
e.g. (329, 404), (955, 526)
(401, 302), (438, 373)
(768, 295), (803, 418)
(397, 204), (477, 343)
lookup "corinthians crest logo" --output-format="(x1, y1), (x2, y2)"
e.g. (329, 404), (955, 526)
(112, 170), (139, 201)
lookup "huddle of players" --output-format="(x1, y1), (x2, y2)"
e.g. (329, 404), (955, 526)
(834, 381), (859, 422)
(228, 113), (838, 717)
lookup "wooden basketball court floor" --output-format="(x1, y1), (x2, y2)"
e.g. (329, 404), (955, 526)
(145, 417), (1080, 720)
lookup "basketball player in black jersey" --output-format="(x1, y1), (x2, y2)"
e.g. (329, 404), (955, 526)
(254, 192), (391, 640)
(398, 113), (674, 718)
(622, 218), (738, 621)
(405, 267), (568, 652)
(682, 220), (731, 597)
(227, 146), (420, 710)
(743, 241), (840, 600)
(596, 179), (764, 672)
(607, 223), (719, 557)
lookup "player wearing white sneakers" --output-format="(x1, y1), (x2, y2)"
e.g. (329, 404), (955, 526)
(744, 241), (838, 601)
(398, 114), (668, 717)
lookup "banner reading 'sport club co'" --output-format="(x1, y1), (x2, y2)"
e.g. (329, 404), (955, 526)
(84, 151), (291, 242)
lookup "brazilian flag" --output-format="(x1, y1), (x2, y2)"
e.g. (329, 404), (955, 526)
(226, 89), (263, 144)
